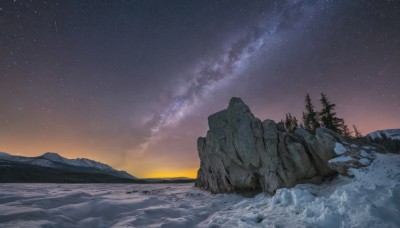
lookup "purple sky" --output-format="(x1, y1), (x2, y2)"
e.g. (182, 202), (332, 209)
(1, 0), (399, 177)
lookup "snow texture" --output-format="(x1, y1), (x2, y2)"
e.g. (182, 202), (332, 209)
(368, 129), (400, 140)
(0, 153), (399, 227)
(334, 143), (347, 155)
(328, 156), (354, 163)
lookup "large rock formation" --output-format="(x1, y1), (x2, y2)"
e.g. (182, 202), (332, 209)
(195, 97), (343, 194)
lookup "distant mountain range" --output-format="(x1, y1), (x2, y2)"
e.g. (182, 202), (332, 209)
(0, 152), (194, 183)
(367, 129), (400, 141)
(5, 129), (397, 184)
(366, 129), (400, 154)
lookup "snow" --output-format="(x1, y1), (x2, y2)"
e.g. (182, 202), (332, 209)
(0, 152), (114, 172)
(41, 152), (114, 171)
(0, 152), (136, 179)
(0, 153), (399, 227)
(362, 146), (373, 150)
(368, 129), (400, 140)
(0, 152), (11, 158)
(334, 142), (347, 155)
(360, 150), (369, 158)
(41, 152), (65, 162)
(328, 156), (354, 163)
(359, 158), (371, 166)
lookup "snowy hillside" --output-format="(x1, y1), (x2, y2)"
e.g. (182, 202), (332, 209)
(368, 129), (400, 140)
(0, 152), (399, 227)
(41, 152), (118, 172)
(0, 152), (136, 180)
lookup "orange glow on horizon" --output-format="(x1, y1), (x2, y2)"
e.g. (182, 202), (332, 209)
(0, 141), (199, 179)
(139, 168), (198, 179)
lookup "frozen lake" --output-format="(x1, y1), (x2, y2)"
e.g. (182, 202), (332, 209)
(1, 153), (400, 227)
(0, 183), (247, 227)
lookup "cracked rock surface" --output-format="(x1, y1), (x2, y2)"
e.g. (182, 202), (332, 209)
(196, 97), (345, 194)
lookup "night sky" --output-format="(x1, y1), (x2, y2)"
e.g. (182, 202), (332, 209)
(1, 0), (399, 178)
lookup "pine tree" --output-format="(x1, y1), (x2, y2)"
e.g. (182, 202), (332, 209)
(302, 112), (310, 131)
(285, 114), (290, 131)
(319, 93), (345, 134)
(284, 113), (299, 133)
(353, 125), (363, 138)
(342, 124), (352, 138)
(303, 94), (320, 133)
(292, 116), (299, 129)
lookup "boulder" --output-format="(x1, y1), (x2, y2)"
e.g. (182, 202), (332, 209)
(195, 97), (344, 194)
(327, 142), (376, 177)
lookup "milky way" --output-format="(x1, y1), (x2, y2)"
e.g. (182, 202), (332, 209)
(1, 1), (399, 177)
(143, 1), (322, 152)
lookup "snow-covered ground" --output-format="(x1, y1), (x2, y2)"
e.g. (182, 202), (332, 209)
(1, 153), (399, 228)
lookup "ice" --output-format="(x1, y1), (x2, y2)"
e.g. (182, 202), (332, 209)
(1, 153), (399, 227)
(334, 142), (347, 155)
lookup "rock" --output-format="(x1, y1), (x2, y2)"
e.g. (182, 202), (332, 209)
(327, 142), (376, 177)
(294, 128), (336, 176)
(226, 98), (260, 168)
(316, 128), (344, 142)
(277, 122), (286, 132)
(258, 120), (296, 193)
(196, 97), (347, 194)
(285, 135), (316, 180)
(315, 128), (341, 161)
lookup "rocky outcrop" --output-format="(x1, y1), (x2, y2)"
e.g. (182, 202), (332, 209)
(327, 142), (377, 177)
(195, 97), (343, 194)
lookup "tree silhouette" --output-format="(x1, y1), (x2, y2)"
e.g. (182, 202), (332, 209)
(342, 124), (352, 138)
(353, 125), (363, 138)
(284, 113), (298, 133)
(319, 93), (346, 134)
(302, 94), (320, 133)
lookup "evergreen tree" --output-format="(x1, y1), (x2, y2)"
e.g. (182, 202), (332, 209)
(319, 93), (345, 134)
(342, 124), (352, 138)
(303, 94), (320, 133)
(285, 114), (290, 131)
(293, 116), (299, 129)
(302, 112), (310, 131)
(284, 113), (299, 133)
(353, 125), (363, 138)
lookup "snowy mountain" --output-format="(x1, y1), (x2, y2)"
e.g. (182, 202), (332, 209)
(0, 152), (137, 182)
(367, 129), (400, 140)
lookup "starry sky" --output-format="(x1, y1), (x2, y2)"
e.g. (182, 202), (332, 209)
(1, 0), (399, 178)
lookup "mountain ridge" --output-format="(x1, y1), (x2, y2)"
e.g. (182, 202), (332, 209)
(0, 151), (136, 180)
(0, 152), (195, 183)
(367, 129), (400, 140)
(0, 152), (141, 183)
